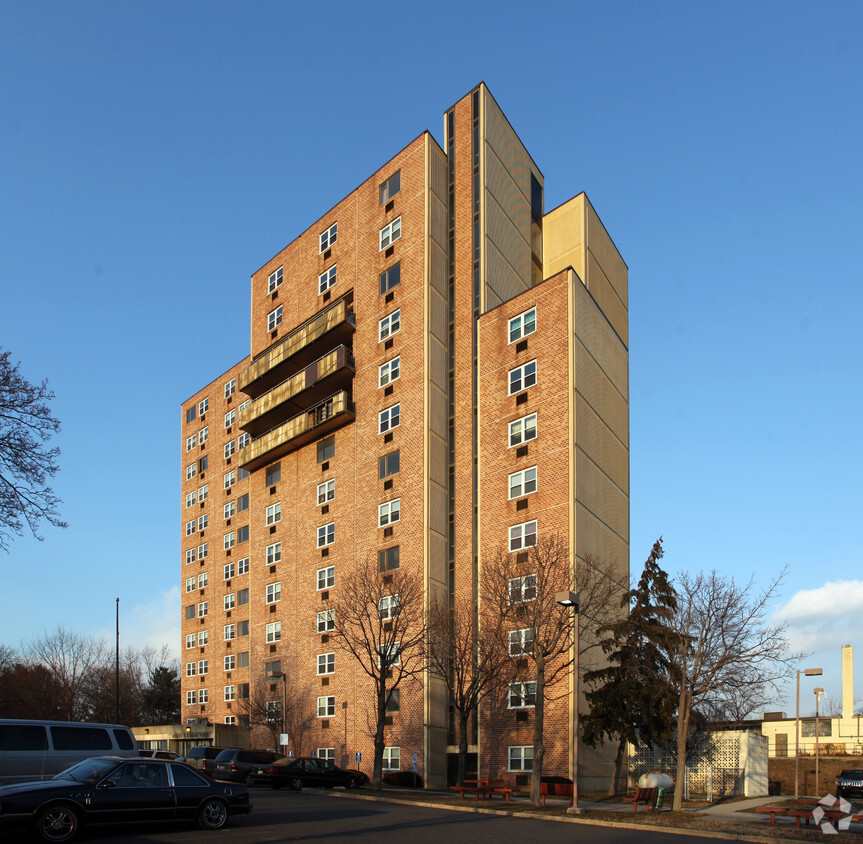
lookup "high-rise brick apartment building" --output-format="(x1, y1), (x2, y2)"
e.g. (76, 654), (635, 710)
(180, 83), (629, 790)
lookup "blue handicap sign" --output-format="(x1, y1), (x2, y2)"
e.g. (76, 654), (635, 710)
(356, 751), (362, 764)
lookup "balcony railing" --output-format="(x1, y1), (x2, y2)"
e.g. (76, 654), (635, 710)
(239, 296), (355, 399)
(238, 345), (354, 437)
(237, 390), (354, 473)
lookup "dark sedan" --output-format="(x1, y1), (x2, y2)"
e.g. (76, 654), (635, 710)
(836, 769), (863, 800)
(250, 756), (369, 790)
(0, 756), (252, 842)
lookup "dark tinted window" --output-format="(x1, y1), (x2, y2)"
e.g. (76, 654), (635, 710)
(237, 493), (249, 512)
(380, 263), (401, 295)
(266, 463), (281, 485)
(379, 450), (399, 479)
(171, 764), (207, 786)
(0, 724), (48, 751)
(317, 435), (335, 462)
(378, 545), (399, 571)
(113, 728), (134, 750)
(51, 726), (112, 751)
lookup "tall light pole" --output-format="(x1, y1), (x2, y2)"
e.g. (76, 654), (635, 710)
(555, 590), (582, 814)
(814, 687), (824, 797)
(795, 666), (822, 799)
(115, 598), (120, 723)
(277, 672), (288, 753)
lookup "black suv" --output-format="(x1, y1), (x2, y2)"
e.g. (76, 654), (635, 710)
(184, 745), (227, 775)
(835, 769), (863, 800)
(212, 748), (283, 783)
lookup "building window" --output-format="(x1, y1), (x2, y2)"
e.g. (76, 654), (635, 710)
(198, 660), (208, 675)
(317, 566), (334, 590)
(237, 525), (249, 544)
(237, 588), (249, 606)
(266, 542), (281, 565)
(186, 406), (197, 424)
(224, 470), (236, 489)
(317, 695), (335, 718)
(224, 409), (236, 428)
(238, 399), (250, 412)
(237, 557), (249, 575)
(509, 574), (537, 603)
(266, 661), (282, 678)
(237, 620), (249, 637)
(317, 609), (335, 633)
(509, 307), (537, 343)
(224, 685), (236, 702)
(224, 716), (236, 725)
(379, 170), (400, 204)
(378, 357), (400, 388)
(379, 309), (401, 341)
(199, 398), (209, 415)
(377, 642), (400, 668)
(266, 502), (281, 525)
(197, 602), (208, 618)
(199, 689), (209, 704)
(317, 522), (335, 548)
(199, 456), (208, 473)
(238, 467), (249, 481)
(185, 577), (195, 593)
(185, 491), (196, 508)
(508, 361), (537, 395)
(266, 463), (281, 486)
(316, 480), (335, 505)
(237, 651), (249, 668)
(224, 501), (236, 520)
(509, 520), (537, 552)
(197, 515), (208, 531)
(185, 463), (196, 481)
(224, 532), (235, 550)
(319, 223), (337, 253)
(317, 652), (335, 675)
(224, 624), (235, 641)
(186, 435), (196, 452)
(185, 633), (196, 649)
(266, 622), (281, 643)
(185, 548), (196, 565)
(225, 378), (236, 398)
(266, 700), (281, 721)
(509, 466), (537, 499)
(224, 593), (235, 611)
(378, 404), (400, 434)
(379, 217), (401, 250)
(266, 582), (281, 604)
(223, 441), (236, 460)
(198, 484), (208, 502)
(224, 655), (235, 671)
(378, 499), (400, 527)
(185, 520), (195, 537)
(379, 263), (400, 295)
(185, 604), (195, 621)
(382, 747), (400, 770)
(198, 630), (208, 646)
(198, 543), (208, 559)
(378, 594), (400, 620)
(223, 561), (235, 579)
(238, 431), (250, 448)
(316, 436), (334, 463)
(509, 628), (534, 656)
(186, 690), (197, 705)
(378, 545), (399, 571)
(508, 746), (534, 771)
(268, 305), (283, 332)
(378, 451), (399, 479)
(385, 690), (400, 714)
(198, 426), (209, 445)
(318, 747), (336, 764)
(318, 265), (337, 295)
(197, 572), (208, 589)
(237, 493), (249, 512)
(268, 267), (283, 294)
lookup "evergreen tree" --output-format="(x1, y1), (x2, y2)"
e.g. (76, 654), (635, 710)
(582, 538), (679, 795)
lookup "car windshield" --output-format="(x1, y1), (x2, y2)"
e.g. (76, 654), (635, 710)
(841, 770), (863, 778)
(54, 758), (122, 784)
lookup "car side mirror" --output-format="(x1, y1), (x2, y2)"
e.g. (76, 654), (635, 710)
(99, 779), (117, 789)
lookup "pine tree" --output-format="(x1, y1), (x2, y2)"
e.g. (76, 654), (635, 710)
(582, 538), (679, 795)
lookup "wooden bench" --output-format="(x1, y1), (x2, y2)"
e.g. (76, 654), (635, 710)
(449, 785), (487, 800)
(540, 780), (574, 806)
(754, 807), (787, 824)
(493, 787), (513, 801)
(624, 787), (657, 812)
(786, 809), (814, 829)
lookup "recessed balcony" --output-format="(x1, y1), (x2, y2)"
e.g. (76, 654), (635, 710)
(237, 390), (355, 473)
(240, 295), (355, 399)
(238, 345), (355, 437)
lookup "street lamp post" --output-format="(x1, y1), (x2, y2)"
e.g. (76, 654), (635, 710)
(555, 590), (582, 815)
(276, 673), (288, 753)
(814, 687), (824, 796)
(795, 667), (822, 799)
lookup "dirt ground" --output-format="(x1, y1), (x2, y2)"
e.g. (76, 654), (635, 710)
(769, 755), (863, 796)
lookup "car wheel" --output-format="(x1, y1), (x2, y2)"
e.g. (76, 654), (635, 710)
(36, 804), (80, 843)
(197, 798), (228, 830)
(289, 776), (304, 791)
(345, 775), (359, 789)
(242, 772), (254, 786)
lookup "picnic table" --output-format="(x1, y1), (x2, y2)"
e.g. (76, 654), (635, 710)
(449, 779), (502, 799)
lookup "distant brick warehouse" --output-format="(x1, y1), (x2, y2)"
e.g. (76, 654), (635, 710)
(180, 83), (629, 790)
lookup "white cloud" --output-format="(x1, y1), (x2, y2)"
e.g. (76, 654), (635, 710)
(96, 588), (181, 664)
(774, 580), (863, 656)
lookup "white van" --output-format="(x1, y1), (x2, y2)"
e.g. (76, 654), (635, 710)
(0, 719), (138, 784)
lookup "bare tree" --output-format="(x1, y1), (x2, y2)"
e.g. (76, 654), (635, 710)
(238, 671), (285, 751)
(27, 626), (108, 720)
(481, 533), (575, 805)
(327, 557), (425, 789)
(667, 569), (800, 810)
(426, 591), (511, 786)
(0, 348), (67, 551)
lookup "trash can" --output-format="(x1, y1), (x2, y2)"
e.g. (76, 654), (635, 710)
(655, 787), (665, 808)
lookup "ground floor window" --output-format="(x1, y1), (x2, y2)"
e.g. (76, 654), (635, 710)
(383, 746), (400, 770)
(508, 745), (533, 771)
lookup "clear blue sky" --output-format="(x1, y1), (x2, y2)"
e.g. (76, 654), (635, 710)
(1, 1), (860, 715)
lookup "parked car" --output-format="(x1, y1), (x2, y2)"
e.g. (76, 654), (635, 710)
(835, 769), (863, 800)
(0, 756), (252, 842)
(250, 756), (369, 790)
(211, 749), (282, 784)
(184, 746), (226, 775)
(138, 750), (180, 760)
(0, 720), (138, 785)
